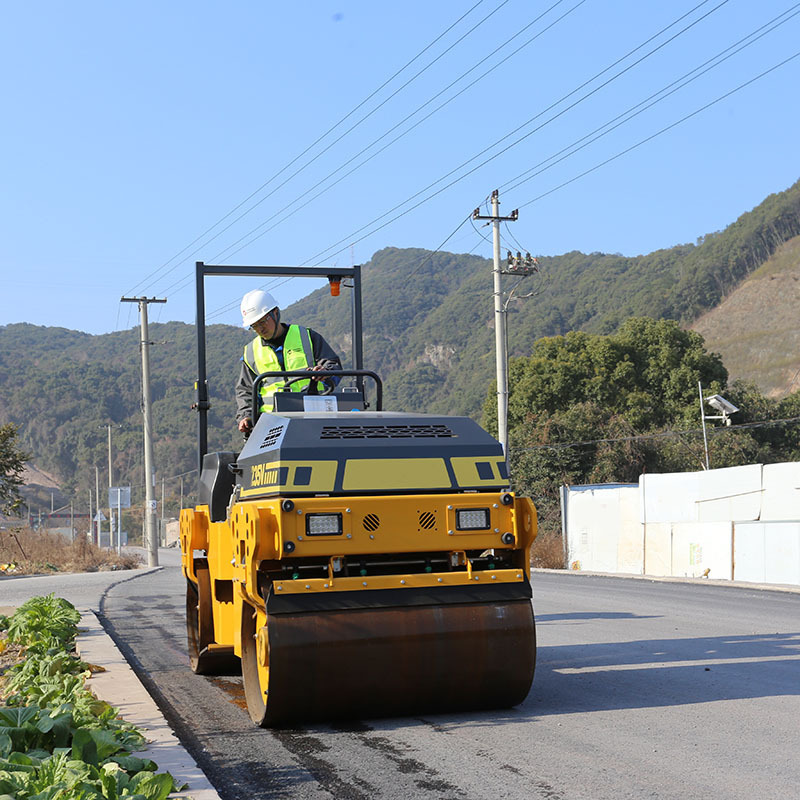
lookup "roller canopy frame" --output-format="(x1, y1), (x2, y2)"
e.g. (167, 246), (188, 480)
(193, 262), (364, 471)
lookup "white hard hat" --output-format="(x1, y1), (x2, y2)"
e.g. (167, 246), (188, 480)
(240, 289), (278, 328)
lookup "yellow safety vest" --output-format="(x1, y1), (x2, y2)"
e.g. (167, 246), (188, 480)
(243, 325), (314, 413)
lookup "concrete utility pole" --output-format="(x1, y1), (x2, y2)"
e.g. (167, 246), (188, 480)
(473, 190), (519, 456)
(95, 466), (102, 545)
(121, 295), (166, 567)
(161, 476), (165, 547)
(106, 424), (114, 547)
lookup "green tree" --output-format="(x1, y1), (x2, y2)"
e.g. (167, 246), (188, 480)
(491, 319), (742, 543)
(485, 318), (728, 434)
(0, 423), (30, 515)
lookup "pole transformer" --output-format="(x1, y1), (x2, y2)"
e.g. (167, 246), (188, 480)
(472, 190), (519, 456)
(121, 295), (166, 567)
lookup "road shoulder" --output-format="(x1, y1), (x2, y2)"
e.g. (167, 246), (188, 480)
(77, 610), (222, 800)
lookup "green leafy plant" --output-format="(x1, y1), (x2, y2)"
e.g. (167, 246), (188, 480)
(6, 595), (81, 651)
(0, 597), (183, 799)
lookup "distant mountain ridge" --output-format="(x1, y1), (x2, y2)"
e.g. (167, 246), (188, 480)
(288, 178), (800, 416)
(692, 234), (800, 396)
(1, 177), (798, 505)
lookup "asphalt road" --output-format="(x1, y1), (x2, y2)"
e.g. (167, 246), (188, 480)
(91, 564), (800, 800)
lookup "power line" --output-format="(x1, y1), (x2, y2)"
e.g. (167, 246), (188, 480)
(210, 13), (800, 326)
(208, 211), (476, 322)
(123, 0), (506, 298)
(152, 0), (588, 309)
(202, 0), (587, 267)
(151, 0), (719, 313)
(501, 3), (800, 194)
(310, 2), (794, 271)
(290, 0), (730, 267)
(516, 47), (800, 211)
(503, 221), (527, 252)
(404, 214), (475, 280)
(511, 415), (800, 453)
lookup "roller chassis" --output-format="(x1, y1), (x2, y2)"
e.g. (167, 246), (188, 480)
(181, 263), (538, 727)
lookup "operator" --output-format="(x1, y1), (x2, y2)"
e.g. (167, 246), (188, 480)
(235, 289), (341, 434)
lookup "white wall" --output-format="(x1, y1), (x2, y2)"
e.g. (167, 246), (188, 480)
(760, 463), (800, 521)
(565, 485), (640, 574)
(640, 465), (762, 523)
(562, 461), (800, 586)
(733, 522), (800, 585)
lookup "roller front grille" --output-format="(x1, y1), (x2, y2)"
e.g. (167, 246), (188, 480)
(362, 514), (381, 532)
(418, 511), (437, 530)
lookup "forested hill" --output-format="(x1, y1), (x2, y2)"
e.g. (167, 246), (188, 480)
(1, 177), (798, 504)
(288, 177), (800, 416)
(0, 321), (250, 501)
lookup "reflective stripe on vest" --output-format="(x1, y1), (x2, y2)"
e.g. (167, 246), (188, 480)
(243, 325), (315, 413)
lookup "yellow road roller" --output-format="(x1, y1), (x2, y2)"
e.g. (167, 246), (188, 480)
(180, 262), (537, 727)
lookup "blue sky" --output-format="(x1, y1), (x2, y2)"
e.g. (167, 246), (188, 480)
(2, 0), (798, 334)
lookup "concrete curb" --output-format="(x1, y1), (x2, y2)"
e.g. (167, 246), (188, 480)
(77, 610), (222, 800)
(532, 567), (800, 594)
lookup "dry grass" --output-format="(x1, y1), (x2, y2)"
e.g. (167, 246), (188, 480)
(531, 530), (565, 569)
(530, 500), (566, 569)
(0, 528), (142, 575)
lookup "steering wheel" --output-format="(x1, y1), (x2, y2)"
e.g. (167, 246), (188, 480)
(283, 373), (336, 395)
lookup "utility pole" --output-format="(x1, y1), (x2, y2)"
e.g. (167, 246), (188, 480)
(95, 466), (102, 545)
(88, 489), (93, 543)
(473, 190), (519, 456)
(107, 424), (114, 549)
(161, 476), (165, 547)
(121, 295), (166, 567)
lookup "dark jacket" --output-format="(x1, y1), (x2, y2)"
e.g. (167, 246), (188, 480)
(235, 324), (341, 422)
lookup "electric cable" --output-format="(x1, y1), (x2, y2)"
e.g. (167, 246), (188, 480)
(292, 0), (730, 266)
(123, 0), (506, 298)
(204, 0), (587, 266)
(510, 415), (800, 452)
(503, 222), (527, 252)
(516, 48), (800, 211)
(200, 1), (745, 321)
(167, 0), (757, 322)
(501, 3), (800, 194)
(206, 211), (476, 322)
(154, 0), (716, 307)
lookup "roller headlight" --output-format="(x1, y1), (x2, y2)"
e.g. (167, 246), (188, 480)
(456, 508), (490, 530)
(305, 513), (343, 536)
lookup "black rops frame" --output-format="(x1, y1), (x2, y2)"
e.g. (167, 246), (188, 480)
(193, 261), (364, 471)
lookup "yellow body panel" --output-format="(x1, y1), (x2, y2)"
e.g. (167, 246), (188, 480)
(181, 490), (537, 659)
(241, 460), (339, 496)
(342, 458), (450, 491)
(273, 567), (525, 595)
(450, 456), (508, 487)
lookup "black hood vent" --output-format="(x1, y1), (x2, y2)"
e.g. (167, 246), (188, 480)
(320, 424), (456, 440)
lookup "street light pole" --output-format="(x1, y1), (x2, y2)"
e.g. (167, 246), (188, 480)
(698, 381), (710, 470)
